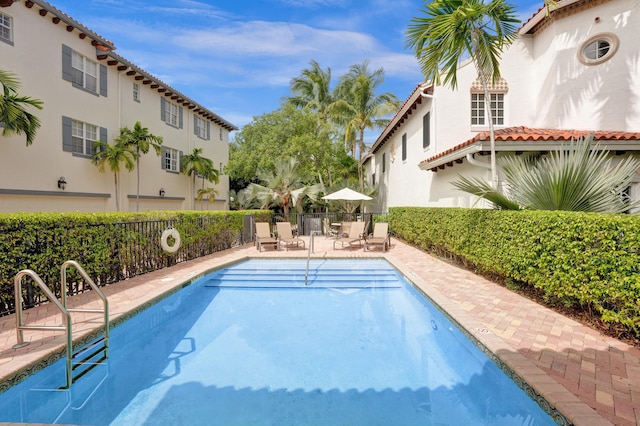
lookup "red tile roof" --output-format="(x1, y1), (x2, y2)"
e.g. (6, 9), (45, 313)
(419, 126), (640, 167)
(468, 126), (640, 143)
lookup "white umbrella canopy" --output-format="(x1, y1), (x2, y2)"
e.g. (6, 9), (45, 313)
(321, 187), (372, 201)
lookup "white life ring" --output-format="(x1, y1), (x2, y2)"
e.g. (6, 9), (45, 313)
(160, 228), (181, 253)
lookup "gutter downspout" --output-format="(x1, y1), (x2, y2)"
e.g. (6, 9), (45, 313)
(466, 152), (491, 169)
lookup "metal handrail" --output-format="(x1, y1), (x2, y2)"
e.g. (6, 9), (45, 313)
(13, 269), (74, 388)
(61, 260), (109, 357)
(13, 262), (110, 390)
(305, 230), (322, 286)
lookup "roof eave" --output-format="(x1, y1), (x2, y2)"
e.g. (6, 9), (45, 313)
(29, 0), (116, 50)
(370, 82), (433, 154)
(104, 52), (238, 132)
(419, 139), (640, 172)
(519, 0), (589, 35)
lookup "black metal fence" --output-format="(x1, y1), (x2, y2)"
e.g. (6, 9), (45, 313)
(2, 211), (387, 317)
(1, 215), (246, 317)
(274, 212), (389, 236)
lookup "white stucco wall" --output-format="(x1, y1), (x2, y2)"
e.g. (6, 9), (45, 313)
(366, 0), (639, 212)
(527, 1), (639, 131)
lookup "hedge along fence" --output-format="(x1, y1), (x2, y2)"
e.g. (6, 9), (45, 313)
(0, 209), (272, 317)
(389, 207), (640, 338)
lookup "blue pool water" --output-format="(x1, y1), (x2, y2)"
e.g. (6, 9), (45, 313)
(0, 259), (557, 425)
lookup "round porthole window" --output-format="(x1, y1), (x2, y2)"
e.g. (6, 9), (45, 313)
(578, 33), (619, 65)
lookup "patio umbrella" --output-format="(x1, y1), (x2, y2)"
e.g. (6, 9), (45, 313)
(321, 187), (372, 201)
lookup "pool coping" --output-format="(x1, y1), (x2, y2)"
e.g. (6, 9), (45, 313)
(385, 258), (604, 426)
(0, 237), (631, 425)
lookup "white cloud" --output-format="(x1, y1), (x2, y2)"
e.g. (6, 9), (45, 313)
(69, 0), (425, 130)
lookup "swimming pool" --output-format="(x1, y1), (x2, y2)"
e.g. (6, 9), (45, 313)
(0, 258), (558, 425)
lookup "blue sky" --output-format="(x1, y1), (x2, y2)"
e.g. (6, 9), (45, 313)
(48, 0), (544, 138)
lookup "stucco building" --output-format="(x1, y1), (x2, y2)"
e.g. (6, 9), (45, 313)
(364, 0), (640, 212)
(0, 0), (237, 213)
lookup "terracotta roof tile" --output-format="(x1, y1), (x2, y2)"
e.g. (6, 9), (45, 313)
(420, 126), (640, 166)
(470, 126), (640, 143)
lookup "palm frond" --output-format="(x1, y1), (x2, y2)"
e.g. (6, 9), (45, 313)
(452, 174), (521, 210)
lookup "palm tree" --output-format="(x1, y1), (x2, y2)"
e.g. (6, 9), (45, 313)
(116, 121), (163, 211)
(195, 187), (219, 208)
(229, 188), (260, 210)
(289, 60), (334, 123)
(452, 134), (640, 213)
(247, 158), (321, 221)
(288, 60), (338, 188)
(330, 60), (400, 189)
(91, 140), (136, 211)
(0, 69), (43, 145)
(406, 0), (520, 189)
(181, 147), (220, 209)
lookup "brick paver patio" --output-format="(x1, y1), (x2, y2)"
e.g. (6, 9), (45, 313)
(0, 235), (638, 425)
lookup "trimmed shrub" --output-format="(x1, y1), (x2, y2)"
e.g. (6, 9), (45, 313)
(0, 210), (271, 316)
(390, 207), (640, 337)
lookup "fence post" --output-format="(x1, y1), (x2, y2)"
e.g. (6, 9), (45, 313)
(243, 215), (255, 244)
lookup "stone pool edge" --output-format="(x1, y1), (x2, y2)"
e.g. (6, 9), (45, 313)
(385, 257), (611, 426)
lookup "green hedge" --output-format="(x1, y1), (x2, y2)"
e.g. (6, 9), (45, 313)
(0, 210), (272, 315)
(389, 207), (640, 337)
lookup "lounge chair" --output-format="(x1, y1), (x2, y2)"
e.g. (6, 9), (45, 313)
(276, 222), (305, 251)
(340, 221), (352, 238)
(333, 221), (366, 250)
(255, 222), (279, 251)
(364, 222), (390, 252)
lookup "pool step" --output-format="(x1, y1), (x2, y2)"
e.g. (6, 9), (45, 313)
(205, 268), (402, 288)
(68, 337), (108, 386)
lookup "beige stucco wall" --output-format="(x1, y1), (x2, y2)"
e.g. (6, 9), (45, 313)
(0, 1), (232, 213)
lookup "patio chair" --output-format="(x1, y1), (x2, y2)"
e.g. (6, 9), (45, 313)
(364, 222), (390, 252)
(276, 222), (305, 251)
(333, 221), (366, 250)
(255, 222), (279, 251)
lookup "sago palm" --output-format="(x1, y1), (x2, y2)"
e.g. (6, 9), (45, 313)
(452, 135), (640, 213)
(248, 158), (321, 221)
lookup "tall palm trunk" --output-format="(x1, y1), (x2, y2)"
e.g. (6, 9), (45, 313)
(113, 172), (120, 212)
(472, 29), (498, 190)
(136, 151), (141, 211)
(192, 174), (197, 210)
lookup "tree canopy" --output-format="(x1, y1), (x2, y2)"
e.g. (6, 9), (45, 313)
(228, 60), (397, 211)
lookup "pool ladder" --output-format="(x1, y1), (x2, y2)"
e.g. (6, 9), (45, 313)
(13, 260), (109, 389)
